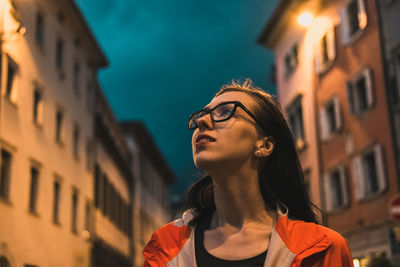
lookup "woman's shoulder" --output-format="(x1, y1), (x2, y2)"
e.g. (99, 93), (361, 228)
(146, 209), (196, 246)
(275, 216), (350, 254)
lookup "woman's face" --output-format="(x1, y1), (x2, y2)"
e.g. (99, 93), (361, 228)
(192, 91), (264, 171)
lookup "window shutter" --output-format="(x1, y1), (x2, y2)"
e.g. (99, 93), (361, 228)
(351, 156), (365, 200)
(339, 165), (349, 206)
(319, 107), (328, 140)
(334, 97), (342, 131)
(323, 173), (333, 212)
(346, 81), (355, 114)
(327, 26), (336, 62)
(363, 68), (375, 108)
(314, 40), (323, 74)
(10, 75), (18, 104)
(37, 101), (43, 125)
(357, 0), (368, 30)
(340, 7), (350, 44)
(373, 144), (387, 193)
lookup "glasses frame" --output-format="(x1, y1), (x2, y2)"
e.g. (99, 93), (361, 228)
(188, 101), (261, 130)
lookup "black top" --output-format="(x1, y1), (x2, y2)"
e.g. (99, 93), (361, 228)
(195, 216), (267, 267)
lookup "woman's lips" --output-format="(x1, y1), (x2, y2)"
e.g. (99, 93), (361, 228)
(195, 134), (216, 148)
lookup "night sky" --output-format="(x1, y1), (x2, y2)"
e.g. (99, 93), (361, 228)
(74, 0), (279, 199)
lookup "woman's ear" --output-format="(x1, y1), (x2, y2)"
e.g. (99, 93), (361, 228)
(254, 136), (275, 157)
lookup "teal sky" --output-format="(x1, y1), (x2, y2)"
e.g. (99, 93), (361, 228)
(75, 0), (278, 199)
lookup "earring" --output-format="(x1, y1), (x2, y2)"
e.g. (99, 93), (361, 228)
(255, 150), (262, 157)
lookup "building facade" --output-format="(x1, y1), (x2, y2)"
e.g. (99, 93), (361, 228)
(0, 0), (145, 266)
(121, 121), (174, 267)
(259, 0), (400, 265)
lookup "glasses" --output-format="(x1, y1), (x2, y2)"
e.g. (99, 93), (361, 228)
(188, 101), (260, 130)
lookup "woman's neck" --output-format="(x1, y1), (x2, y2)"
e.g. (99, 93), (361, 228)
(210, 166), (275, 229)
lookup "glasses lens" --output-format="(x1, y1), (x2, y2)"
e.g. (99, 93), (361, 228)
(188, 110), (206, 130)
(213, 103), (235, 121)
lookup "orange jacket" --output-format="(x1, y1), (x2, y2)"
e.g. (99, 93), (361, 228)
(143, 210), (354, 267)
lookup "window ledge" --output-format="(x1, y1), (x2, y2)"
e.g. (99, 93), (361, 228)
(325, 204), (350, 215)
(28, 210), (40, 218)
(3, 96), (18, 108)
(56, 140), (65, 148)
(33, 121), (43, 130)
(52, 221), (62, 227)
(344, 28), (366, 47)
(0, 197), (12, 207)
(358, 189), (387, 203)
(317, 59), (335, 76)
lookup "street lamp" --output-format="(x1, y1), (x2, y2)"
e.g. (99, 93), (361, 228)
(298, 12), (314, 27)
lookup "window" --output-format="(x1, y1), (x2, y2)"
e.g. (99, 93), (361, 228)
(29, 166), (39, 214)
(351, 144), (386, 200)
(35, 10), (44, 47)
(33, 87), (43, 125)
(315, 26), (336, 74)
(86, 82), (93, 111)
(0, 149), (12, 201)
(391, 49), (400, 106)
(73, 62), (80, 96)
(71, 189), (78, 233)
(4, 56), (18, 103)
(73, 124), (79, 158)
(55, 38), (64, 78)
(85, 139), (93, 171)
(340, 0), (367, 44)
(94, 164), (102, 208)
(84, 201), (91, 233)
(347, 68), (374, 115)
(53, 180), (61, 223)
(320, 97), (342, 140)
(324, 166), (348, 212)
(287, 96), (305, 149)
(284, 43), (298, 78)
(0, 257), (10, 267)
(55, 109), (63, 144)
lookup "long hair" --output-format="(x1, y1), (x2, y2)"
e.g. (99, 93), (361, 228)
(187, 79), (320, 226)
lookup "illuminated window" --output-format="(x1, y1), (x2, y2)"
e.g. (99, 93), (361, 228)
(347, 68), (374, 115)
(320, 96), (342, 140)
(315, 27), (336, 74)
(351, 144), (386, 200)
(287, 95), (305, 150)
(340, 0), (367, 44)
(324, 165), (348, 212)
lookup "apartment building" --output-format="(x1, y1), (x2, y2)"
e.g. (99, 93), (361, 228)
(92, 89), (134, 267)
(259, 0), (400, 265)
(121, 121), (174, 267)
(0, 0), (135, 266)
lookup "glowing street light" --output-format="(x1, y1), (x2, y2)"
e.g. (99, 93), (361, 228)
(298, 12), (314, 27)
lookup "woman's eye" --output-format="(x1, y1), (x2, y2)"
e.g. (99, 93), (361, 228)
(216, 107), (232, 117)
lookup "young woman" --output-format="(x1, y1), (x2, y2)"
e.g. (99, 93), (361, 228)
(143, 80), (354, 267)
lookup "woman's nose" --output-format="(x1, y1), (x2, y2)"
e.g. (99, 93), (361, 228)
(197, 113), (213, 130)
